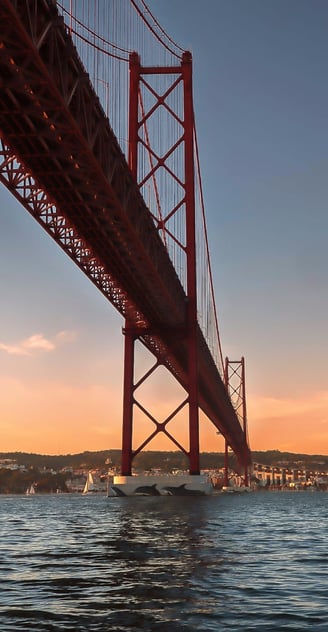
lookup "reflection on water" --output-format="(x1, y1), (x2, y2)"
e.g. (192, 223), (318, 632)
(1, 492), (328, 630)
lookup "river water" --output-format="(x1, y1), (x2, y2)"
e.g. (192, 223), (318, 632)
(1, 491), (327, 631)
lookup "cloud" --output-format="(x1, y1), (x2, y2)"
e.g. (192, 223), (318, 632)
(22, 334), (55, 352)
(0, 342), (30, 356)
(55, 330), (77, 344)
(0, 330), (77, 356)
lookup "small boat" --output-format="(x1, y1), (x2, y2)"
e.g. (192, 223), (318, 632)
(82, 470), (109, 494)
(82, 471), (106, 494)
(25, 483), (36, 495)
(83, 471), (95, 494)
(222, 485), (251, 493)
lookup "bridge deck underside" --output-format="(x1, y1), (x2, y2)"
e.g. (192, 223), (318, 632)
(0, 0), (251, 465)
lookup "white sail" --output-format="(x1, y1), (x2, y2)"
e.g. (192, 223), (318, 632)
(83, 471), (95, 494)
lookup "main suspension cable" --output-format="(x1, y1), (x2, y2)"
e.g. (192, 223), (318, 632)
(129, 0), (182, 59)
(194, 124), (225, 371)
(137, 0), (185, 53)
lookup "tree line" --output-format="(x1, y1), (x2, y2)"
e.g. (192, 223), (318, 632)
(1, 449), (327, 472)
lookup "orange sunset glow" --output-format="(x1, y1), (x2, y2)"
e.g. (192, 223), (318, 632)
(1, 327), (328, 456)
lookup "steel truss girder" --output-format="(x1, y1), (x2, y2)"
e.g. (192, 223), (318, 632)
(0, 138), (132, 317)
(0, 137), (188, 385)
(0, 0), (186, 329)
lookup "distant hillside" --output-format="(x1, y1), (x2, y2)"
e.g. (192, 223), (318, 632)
(0, 450), (121, 470)
(1, 450), (328, 472)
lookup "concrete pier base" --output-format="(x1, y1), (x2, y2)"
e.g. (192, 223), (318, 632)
(109, 474), (213, 497)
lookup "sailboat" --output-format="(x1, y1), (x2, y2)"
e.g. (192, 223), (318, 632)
(83, 471), (97, 494)
(82, 471), (108, 494)
(25, 483), (36, 495)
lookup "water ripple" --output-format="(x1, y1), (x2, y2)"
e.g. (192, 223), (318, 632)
(1, 492), (328, 630)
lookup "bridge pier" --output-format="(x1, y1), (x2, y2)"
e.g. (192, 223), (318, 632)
(110, 474), (213, 497)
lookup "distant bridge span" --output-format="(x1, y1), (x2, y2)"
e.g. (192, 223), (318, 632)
(0, 0), (251, 474)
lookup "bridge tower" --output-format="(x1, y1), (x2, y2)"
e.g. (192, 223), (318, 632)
(121, 51), (200, 476)
(224, 357), (250, 486)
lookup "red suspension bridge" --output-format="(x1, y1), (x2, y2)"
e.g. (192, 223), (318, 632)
(0, 0), (251, 482)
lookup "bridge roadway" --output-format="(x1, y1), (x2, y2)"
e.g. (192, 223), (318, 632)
(0, 0), (251, 467)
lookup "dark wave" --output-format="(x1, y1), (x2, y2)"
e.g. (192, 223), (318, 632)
(1, 492), (328, 631)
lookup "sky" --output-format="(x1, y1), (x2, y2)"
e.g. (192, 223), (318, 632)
(1, 0), (328, 456)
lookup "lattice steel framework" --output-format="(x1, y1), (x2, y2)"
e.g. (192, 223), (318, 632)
(121, 51), (200, 474)
(224, 357), (250, 486)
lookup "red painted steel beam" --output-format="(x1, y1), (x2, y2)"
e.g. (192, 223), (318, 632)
(182, 51), (200, 474)
(224, 357), (251, 481)
(0, 0), (251, 467)
(0, 0), (185, 331)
